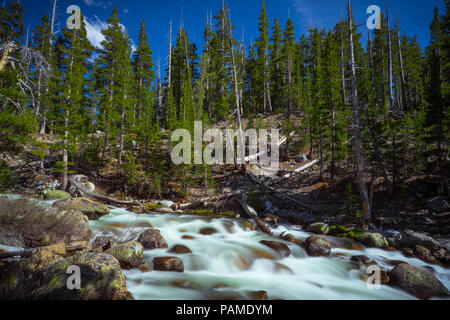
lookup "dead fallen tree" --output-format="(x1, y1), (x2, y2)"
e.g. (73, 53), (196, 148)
(236, 194), (273, 236)
(249, 173), (322, 214)
(267, 159), (319, 186)
(68, 176), (137, 207)
(0, 249), (36, 260)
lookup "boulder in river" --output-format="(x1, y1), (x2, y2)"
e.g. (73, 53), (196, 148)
(105, 241), (144, 269)
(92, 236), (118, 251)
(48, 210), (92, 243)
(153, 256), (184, 272)
(307, 222), (329, 235)
(401, 230), (441, 251)
(43, 190), (71, 200)
(0, 252), (127, 300)
(199, 227), (218, 235)
(388, 263), (449, 299)
(260, 240), (291, 258)
(169, 244), (192, 255)
(52, 197), (110, 220)
(305, 235), (332, 257)
(159, 200), (176, 209)
(357, 233), (388, 248)
(137, 228), (168, 250)
(156, 207), (175, 214)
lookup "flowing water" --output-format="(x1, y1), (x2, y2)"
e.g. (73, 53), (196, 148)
(90, 207), (450, 300)
(3, 194), (450, 300)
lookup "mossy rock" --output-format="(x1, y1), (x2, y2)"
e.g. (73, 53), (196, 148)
(329, 225), (352, 236)
(48, 210), (92, 243)
(105, 242), (144, 269)
(388, 263), (449, 299)
(143, 203), (163, 212)
(2, 253), (127, 300)
(357, 233), (388, 248)
(305, 235), (332, 257)
(308, 222), (329, 235)
(52, 198), (110, 220)
(43, 190), (72, 200)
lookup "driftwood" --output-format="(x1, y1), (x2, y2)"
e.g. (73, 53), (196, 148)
(236, 196), (273, 236)
(68, 177), (137, 207)
(179, 190), (244, 210)
(249, 173), (322, 214)
(267, 159), (318, 186)
(0, 249), (36, 260)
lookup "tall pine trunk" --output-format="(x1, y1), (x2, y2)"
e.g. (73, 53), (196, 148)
(348, 0), (371, 220)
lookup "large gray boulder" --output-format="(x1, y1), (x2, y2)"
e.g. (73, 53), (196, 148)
(388, 263), (449, 300)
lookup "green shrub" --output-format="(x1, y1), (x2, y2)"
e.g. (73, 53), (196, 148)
(0, 160), (12, 192)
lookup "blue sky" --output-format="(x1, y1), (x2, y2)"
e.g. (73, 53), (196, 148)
(18, 0), (446, 73)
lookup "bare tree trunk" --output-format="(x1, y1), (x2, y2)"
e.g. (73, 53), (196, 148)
(168, 20), (172, 90)
(227, 11), (246, 175)
(387, 7), (395, 111)
(396, 17), (407, 111)
(348, 0), (371, 220)
(157, 56), (162, 121)
(340, 28), (346, 105)
(61, 55), (74, 191)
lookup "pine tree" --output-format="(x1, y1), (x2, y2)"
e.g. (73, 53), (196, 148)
(269, 18), (283, 112)
(281, 18), (296, 113)
(51, 14), (93, 190)
(255, 0), (271, 114)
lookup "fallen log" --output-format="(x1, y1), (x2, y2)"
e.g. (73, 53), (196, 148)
(0, 249), (36, 260)
(236, 195), (273, 236)
(267, 159), (318, 186)
(179, 190), (244, 210)
(68, 176), (137, 207)
(249, 173), (322, 214)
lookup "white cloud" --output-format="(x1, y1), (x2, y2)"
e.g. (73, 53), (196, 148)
(85, 16), (108, 48)
(124, 8), (129, 14)
(291, 0), (311, 18)
(83, 0), (107, 9)
(85, 16), (136, 52)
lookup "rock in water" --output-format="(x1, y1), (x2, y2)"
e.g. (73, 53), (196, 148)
(52, 197), (110, 220)
(307, 222), (329, 235)
(159, 200), (176, 209)
(199, 227), (218, 235)
(92, 236), (118, 252)
(169, 244), (192, 254)
(401, 230), (442, 251)
(137, 229), (168, 250)
(43, 190), (72, 200)
(156, 207), (175, 214)
(105, 242), (144, 269)
(305, 235), (332, 257)
(2, 253), (128, 300)
(153, 257), (184, 272)
(259, 240), (291, 258)
(49, 210), (92, 243)
(357, 233), (388, 248)
(388, 263), (449, 299)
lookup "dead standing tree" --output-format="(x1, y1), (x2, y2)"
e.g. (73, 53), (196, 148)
(347, 0), (371, 220)
(0, 42), (50, 113)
